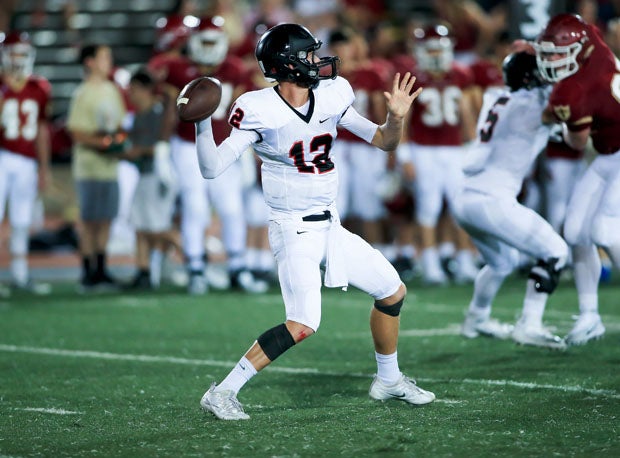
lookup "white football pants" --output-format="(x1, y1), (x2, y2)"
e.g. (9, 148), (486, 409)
(268, 209), (402, 331)
(453, 190), (569, 274)
(171, 136), (247, 271)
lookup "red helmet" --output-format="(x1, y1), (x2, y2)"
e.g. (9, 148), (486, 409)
(154, 14), (199, 52)
(188, 16), (229, 66)
(0, 30), (35, 78)
(533, 14), (592, 82)
(413, 24), (454, 72)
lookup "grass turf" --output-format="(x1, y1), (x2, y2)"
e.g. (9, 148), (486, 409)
(0, 276), (618, 457)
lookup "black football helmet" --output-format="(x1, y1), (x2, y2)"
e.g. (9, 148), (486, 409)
(502, 52), (546, 92)
(255, 23), (339, 88)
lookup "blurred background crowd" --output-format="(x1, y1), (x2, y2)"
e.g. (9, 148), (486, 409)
(1, 0), (619, 297)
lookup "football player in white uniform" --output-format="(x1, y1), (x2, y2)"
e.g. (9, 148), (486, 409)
(453, 52), (568, 350)
(191, 23), (435, 420)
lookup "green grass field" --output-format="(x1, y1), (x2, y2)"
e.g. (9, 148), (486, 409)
(1, 275), (618, 457)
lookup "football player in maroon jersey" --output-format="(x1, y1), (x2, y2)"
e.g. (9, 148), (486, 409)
(153, 16), (267, 294)
(396, 23), (480, 285)
(0, 31), (52, 295)
(328, 29), (393, 258)
(534, 13), (620, 345)
(188, 16), (268, 294)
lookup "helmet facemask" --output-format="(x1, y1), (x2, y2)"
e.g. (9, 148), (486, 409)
(189, 28), (229, 66)
(415, 37), (454, 73)
(2, 42), (35, 79)
(534, 40), (582, 82)
(283, 45), (339, 87)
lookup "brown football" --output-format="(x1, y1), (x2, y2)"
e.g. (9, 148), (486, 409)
(176, 76), (222, 122)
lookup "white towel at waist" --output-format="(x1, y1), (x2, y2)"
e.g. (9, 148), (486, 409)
(324, 218), (348, 291)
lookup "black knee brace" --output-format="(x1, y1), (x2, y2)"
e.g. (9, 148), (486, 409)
(257, 323), (296, 361)
(374, 298), (404, 317)
(528, 257), (561, 294)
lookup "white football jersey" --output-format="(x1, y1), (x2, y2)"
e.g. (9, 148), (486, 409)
(462, 85), (552, 197)
(229, 77), (365, 215)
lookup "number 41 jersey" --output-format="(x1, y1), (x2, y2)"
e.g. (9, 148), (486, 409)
(228, 76), (356, 215)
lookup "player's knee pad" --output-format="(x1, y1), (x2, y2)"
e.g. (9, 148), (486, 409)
(528, 257), (562, 294)
(374, 297), (404, 317)
(10, 226), (29, 256)
(257, 323), (296, 362)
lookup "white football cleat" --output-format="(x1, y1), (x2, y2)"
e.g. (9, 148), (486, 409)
(461, 311), (514, 340)
(512, 320), (567, 350)
(453, 258), (479, 285)
(422, 268), (448, 286)
(188, 272), (208, 295)
(565, 313), (605, 346)
(200, 383), (250, 420)
(369, 374), (435, 405)
(230, 270), (268, 294)
(13, 280), (52, 296)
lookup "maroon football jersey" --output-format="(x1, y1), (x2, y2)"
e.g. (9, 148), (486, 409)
(209, 55), (252, 145)
(407, 63), (474, 146)
(148, 54), (250, 143)
(338, 60), (390, 143)
(148, 53), (200, 142)
(548, 25), (620, 155)
(390, 54), (417, 78)
(0, 75), (51, 159)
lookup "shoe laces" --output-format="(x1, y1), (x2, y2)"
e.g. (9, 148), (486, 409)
(211, 388), (246, 415)
(400, 375), (422, 392)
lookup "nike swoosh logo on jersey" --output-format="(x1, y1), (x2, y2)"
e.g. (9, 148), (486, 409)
(319, 118), (330, 123)
(297, 230), (308, 234)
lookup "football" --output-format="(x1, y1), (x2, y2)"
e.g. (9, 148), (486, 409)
(176, 76), (222, 122)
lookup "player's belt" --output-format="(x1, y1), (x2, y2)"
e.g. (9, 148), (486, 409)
(302, 211), (331, 222)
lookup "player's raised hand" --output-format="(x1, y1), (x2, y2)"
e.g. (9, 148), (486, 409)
(384, 72), (423, 119)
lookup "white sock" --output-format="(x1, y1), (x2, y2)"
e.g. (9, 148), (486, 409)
(381, 244), (397, 262)
(216, 356), (257, 395)
(11, 257), (28, 286)
(375, 351), (401, 385)
(521, 279), (547, 326)
(469, 265), (506, 312)
(573, 245), (600, 315)
(400, 244), (416, 260)
(246, 248), (259, 271)
(258, 249), (275, 272)
(422, 247), (442, 274)
(457, 249), (475, 268)
(439, 242), (455, 259)
(150, 249), (163, 288)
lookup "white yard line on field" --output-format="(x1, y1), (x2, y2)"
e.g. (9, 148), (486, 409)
(1, 343), (618, 400)
(15, 407), (83, 415)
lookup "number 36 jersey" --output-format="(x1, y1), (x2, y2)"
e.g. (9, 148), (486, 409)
(228, 76), (370, 215)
